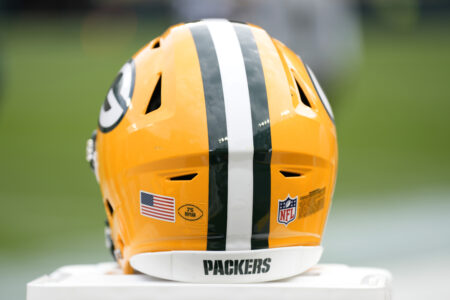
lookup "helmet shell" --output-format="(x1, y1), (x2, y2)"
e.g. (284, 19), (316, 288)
(91, 19), (337, 281)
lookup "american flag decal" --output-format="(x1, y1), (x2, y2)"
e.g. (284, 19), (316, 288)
(140, 191), (175, 222)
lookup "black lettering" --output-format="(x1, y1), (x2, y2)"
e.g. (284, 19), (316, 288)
(238, 259), (245, 274)
(185, 211), (196, 217)
(205, 258), (270, 276)
(224, 260), (233, 275)
(262, 258), (271, 273)
(253, 258), (262, 274)
(214, 260), (224, 275)
(244, 259), (252, 274)
(203, 260), (213, 275)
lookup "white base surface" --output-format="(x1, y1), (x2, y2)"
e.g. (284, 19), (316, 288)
(27, 262), (391, 300)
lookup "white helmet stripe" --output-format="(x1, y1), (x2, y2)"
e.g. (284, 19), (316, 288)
(207, 20), (255, 251)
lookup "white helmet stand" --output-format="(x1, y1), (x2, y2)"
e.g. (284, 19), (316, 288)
(27, 262), (391, 300)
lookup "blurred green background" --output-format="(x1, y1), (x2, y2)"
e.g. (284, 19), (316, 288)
(1, 1), (450, 299)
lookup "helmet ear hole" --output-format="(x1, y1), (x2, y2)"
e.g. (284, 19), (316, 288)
(295, 77), (311, 108)
(146, 75), (162, 114)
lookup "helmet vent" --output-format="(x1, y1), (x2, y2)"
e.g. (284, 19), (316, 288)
(151, 40), (160, 49)
(146, 75), (162, 114)
(170, 173), (198, 181)
(295, 78), (311, 108)
(105, 199), (114, 216)
(280, 170), (302, 178)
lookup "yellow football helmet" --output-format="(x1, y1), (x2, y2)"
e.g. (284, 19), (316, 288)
(87, 19), (337, 283)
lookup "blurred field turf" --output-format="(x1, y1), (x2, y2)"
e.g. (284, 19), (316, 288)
(0, 16), (449, 267)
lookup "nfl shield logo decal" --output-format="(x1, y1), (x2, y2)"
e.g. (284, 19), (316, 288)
(278, 195), (298, 226)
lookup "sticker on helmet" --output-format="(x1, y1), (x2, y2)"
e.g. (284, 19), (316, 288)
(140, 191), (175, 222)
(98, 59), (135, 133)
(178, 204), (203, 221)
(277, 195), (298, 226)
(297, 187), (326, 219)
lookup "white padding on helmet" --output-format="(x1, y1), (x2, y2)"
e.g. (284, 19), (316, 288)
(130, 246), (322, 283)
